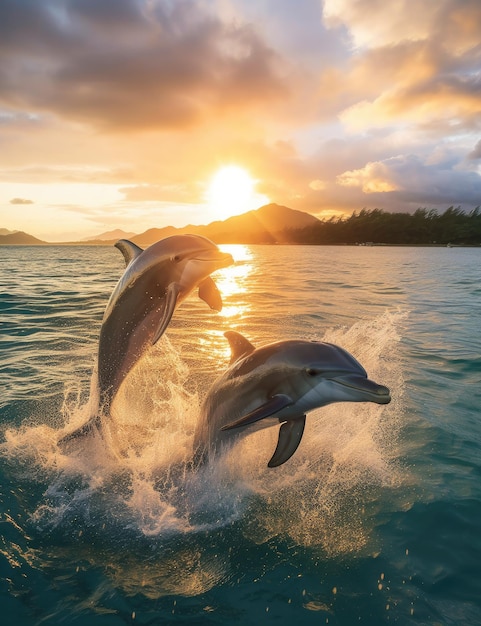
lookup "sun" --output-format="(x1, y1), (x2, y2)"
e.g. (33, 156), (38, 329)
(206, 165), (268, 220)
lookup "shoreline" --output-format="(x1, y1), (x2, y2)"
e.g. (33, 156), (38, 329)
(1, 242), (480, 248)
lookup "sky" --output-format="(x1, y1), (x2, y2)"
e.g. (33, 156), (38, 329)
(1, 0), (480, 241)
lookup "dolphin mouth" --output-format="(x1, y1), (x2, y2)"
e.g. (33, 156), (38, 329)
(331, 374), (391, 404)
(196, 251), (233, 268)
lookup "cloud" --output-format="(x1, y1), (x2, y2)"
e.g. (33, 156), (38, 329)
(340, 70), (481, 132)
(337, 161), (400, 193)
(468, 140), (481, 160)
(0, 0), (288, 130)
(323, 0), (481, 52)
(322, 0), (481, 133)
(308, 179), (327, 191)
(336, 154), (481, 207)
(10, 197), (34, 204)
(119, 183), (201, 203)
(323, 0), (434, 48)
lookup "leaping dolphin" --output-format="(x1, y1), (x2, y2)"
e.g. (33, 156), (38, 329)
(193, 331), (391, 468)
(58, 235), (233, 446)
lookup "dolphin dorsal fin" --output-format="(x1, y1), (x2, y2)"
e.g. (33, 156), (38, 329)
(224, 331), (255, 364)
(115, 239), (144, 267)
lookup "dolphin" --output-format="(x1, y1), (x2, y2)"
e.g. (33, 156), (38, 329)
(193, 331), (391, 468)
(58, 235), (233, 446)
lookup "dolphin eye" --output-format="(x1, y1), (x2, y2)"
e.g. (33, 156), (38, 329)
(306, 368), (318, 377)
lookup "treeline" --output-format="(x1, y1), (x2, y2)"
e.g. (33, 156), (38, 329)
(290, 206), (481, 245)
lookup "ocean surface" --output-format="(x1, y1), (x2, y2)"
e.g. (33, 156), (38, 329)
(1, 243), (480, 625)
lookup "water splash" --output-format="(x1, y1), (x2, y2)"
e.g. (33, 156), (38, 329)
(1, 309), (407, 595)
(234, 309), (408, 555)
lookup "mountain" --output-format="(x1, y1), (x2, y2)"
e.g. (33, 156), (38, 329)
(0, 204), (320, 246)
(0, 231), (47, 245)
(83, 228), (137, 242)
(130, 225), (179, 245)
(132, 204), (320, 246)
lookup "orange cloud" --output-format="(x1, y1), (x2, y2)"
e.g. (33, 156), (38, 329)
(324, 0), (481, 133)
(309, 179), (327, 191)
(323, 0), (481, 53)
(323, 0), (434, 48)
(337, 161), (400, 194)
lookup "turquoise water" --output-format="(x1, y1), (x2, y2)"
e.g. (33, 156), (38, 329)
(1, 244), (480, 625)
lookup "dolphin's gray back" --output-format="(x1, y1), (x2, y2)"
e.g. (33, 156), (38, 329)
(227, 340), (367, 380)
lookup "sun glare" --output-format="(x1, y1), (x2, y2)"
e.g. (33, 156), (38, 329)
(206, 165), (267, 220)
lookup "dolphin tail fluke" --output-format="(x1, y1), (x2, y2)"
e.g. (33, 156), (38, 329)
(268, 416), (306, 468)
(57, 415), (102, 449)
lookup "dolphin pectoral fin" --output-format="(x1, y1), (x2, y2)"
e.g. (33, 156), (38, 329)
(224, 331), (256, 364)
(198, 277), (222, 311)
(152, 283), (181, 345)
(268, 416), (306, 468)
(220, 394), (293, 431)
(115, 239), (144, 267)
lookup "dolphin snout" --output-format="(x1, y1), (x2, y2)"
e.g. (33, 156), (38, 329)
(218, 251), (234, 267)
(198, 251), (233, 268)
(370, 384), (391, 404)
(333, 374), (391, 404)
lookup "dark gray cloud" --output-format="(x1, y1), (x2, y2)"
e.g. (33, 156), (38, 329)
(0, 0), (287, 129)
(68, 0), (145, 28)
(468, 140), (481, 160)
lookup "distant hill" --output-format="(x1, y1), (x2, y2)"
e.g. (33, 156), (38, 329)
(0, 231), (46, 245)
(0, 204), (321, 246)
(83, 228), (137, 242)
(132, 204), (321, 246)
(130, 225), (179, 245)
(0, 228), (19, 236)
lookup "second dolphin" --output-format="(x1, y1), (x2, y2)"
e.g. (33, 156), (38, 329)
(193, 331), (391, 467)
